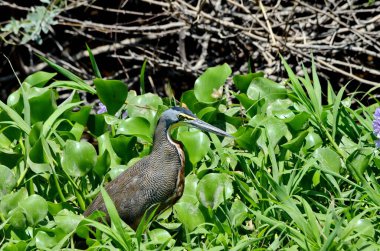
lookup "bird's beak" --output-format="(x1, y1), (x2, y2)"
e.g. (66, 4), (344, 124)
(185, 119), (233, 138)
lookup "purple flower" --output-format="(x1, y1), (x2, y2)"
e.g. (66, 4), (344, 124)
(97, 102), (107, 114)
(373, 108), (380, 147)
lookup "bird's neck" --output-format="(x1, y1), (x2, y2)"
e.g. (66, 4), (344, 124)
(152, 119), (185, 166)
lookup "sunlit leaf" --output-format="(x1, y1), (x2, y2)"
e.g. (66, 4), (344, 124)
(19, 194), (48, 226)
(196, 173), (233, 209)
(194, 63), (231, 103)
(116, 117), (152, 143)
(0, 165), (16, 197)
(24, 71), (56, 87)
(174, 202), (205, 231)
(247, 77), (287, 101)
(177, 129), (210, 165)
(233, 72), (264, 93)
(61, 140), (97, 177)
(314, 147), (341, 173)
(94, 78), (128, 115)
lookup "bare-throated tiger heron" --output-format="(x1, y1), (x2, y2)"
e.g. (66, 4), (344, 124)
(84, 107), (231, 229)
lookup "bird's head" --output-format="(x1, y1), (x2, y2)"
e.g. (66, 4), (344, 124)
(160, 107), (232, 138)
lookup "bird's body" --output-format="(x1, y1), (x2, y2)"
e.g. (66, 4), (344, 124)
(84, 107), (230, 229)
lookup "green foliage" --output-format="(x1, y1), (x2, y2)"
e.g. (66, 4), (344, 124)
(1, 3), (61, 44)
(0, 51), (379, 250)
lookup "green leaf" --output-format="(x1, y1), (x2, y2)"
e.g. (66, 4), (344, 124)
(194, 63), (231, 103)
(177, 129), (210, 165)
(247, 77), (287, 101)
(55, 209), (83, 233)
(126, 92), (163, 127)
(94, 78), (128, 115)
(181, 90), (198, 112)
(100, 187), (132, 249)
(94, 150), (111, 177)
(61, 140), (97, 177)
(86, 44), (102, 78)
(116, 117), (152, 143)
(42, 101), (82, 138)
(196, 173), (233, 209)
(233, 126), (260, 152)
(19, 194), (48, 226)
(35, 230), (62, 249)
(0, 188), (28, 217)
(0, 100), (30, 134)
(148, 228), (172, 245)
(264, 117), (288, 146)
(110, 135), (137, 162)
(235, 93), (257, 118)
(178, 174), (199, 204)
(233, 72), (264, 93)
(0, 165), (16, 198)
(49, 80), (97, 93)
(28, 87), (57, 123)
(37, 54), (96, 94)
(228, 200), (248, 227)
(304, 131), (322, 150)
(285, 111), (310, 131)
(140, 59), (147, 94)
(282, 130), (308, 153)
(174, 202), (205, 231)
(314, 147), (341, 173)
(346, 148), (372, 180)
(63, 105), (91, 125)
(8, 207), (27, 229)
(23, 71), (56, 87)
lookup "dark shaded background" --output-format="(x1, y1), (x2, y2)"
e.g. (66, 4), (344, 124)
(1, 0), (380, 102)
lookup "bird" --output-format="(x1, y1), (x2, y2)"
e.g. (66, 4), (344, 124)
(83, 106), (231, 230)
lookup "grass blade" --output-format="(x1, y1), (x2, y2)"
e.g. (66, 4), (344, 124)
(86, 44), (102, 78)
(37, 54), (96, 94)
(139, 59), (147, 95)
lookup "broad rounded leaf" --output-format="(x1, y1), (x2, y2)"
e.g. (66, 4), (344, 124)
(282, 130), (308, 153)
(174, 202), (205, 231)
(149, 229), (172, 245)
(352, 218), (375, 238)
(0, 188), (28, 216)
(116, 117), (152, 143)
(35, 231), (61, 249)
(314, 147), (341, 173)
(233, 72), (264, 93)
(264, 117), (288, 146)
(233, 126), (260, 152)
(196, 173), (233, 209)
(247, 77), (287, 101)
(347, 148), (372, 180)
(126, 93), (163, 126)
(8, 207), (27, 229)
(178, 174), (199, 204)
(94, 78), (128, 115)
(0, 165), (16, 197)
(28, 87), (57, 123)
(110, 135), (137, 162)
(177, 130), (210, 165)
(55, 209), (83, 233)
(24, 71), (57, 87)
(194, 63), (231, 103)
(19, 194), (48, 226)
(228, 200), (248, 227)
(304, 131), (322, 150)
(61, 140), (97, 177)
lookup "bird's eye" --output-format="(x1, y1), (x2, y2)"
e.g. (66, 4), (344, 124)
(178, 114), (185, 121)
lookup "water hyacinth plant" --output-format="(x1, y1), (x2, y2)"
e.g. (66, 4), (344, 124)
(0, 50), (379, 250)
(373, 108), (380, 147)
